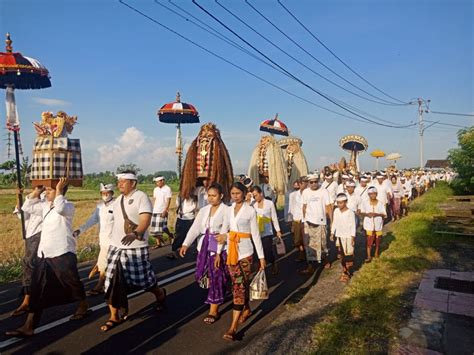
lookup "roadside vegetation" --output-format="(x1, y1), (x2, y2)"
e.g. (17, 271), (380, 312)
(312, 182), (455, 353)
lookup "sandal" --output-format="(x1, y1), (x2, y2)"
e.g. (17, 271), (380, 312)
(70, 309), (92, 321)
(120, 307), (129, 321)
(223, 330), (236, 341)
(203, 313), (220, 325)
(156, 288), (167, 312)
(86, 289), (103, 297)
(5, 329), (34, 338)
(365, 258), (372, 263)
(10, 306), (29, 317)
(100, 319), (122, 332)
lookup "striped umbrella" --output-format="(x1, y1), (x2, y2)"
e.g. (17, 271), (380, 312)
(158, 92), (200, 178)
(0, 33), (52, 240)
(259, 113), (289, 136)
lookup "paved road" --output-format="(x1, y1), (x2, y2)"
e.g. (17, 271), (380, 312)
(0, 221), (320, 354)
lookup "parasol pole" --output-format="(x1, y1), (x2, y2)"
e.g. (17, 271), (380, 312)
(176, 122), (182, 179)
(376, 157), (379, 170)
(5, 85), (26, 240)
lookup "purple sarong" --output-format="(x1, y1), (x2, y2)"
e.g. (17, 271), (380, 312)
(195, 229), (229, 305)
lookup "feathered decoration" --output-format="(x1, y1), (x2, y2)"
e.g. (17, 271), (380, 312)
(248, 135), (288, 195)
(180, 123), (234, 201)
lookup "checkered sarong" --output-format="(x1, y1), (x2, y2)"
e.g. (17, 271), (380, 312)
(104, 245), (156, 293)
(150, 213), (167, 235)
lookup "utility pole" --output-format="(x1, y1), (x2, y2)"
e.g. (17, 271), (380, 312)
(416, 98), (430, 169)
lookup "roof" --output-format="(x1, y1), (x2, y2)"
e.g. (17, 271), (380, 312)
(425, 160), (450, 168)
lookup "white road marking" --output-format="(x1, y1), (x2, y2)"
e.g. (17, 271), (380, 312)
(0, 268), (196, 350)
(0, 231), (292, 350)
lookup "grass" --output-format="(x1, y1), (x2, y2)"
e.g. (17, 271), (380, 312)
(311, 182), (454, 354)
(0, 185), (178, 284)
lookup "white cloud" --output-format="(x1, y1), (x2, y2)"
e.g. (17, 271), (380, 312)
(94, 127), (182, 173)
(32, 97), (71, 107)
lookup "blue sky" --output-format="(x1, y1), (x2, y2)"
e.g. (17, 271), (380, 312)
(1, 0), (472, 174)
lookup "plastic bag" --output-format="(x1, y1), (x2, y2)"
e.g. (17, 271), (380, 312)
(276, 238), (286, 256)
(198, 272), (210, 289)
(250, 270), (269, 300)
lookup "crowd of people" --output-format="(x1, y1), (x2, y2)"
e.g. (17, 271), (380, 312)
(6, 167), (454, 341)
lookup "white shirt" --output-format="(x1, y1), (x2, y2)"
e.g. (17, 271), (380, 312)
(346, 192), (361, 213)
(372, 181), (390, 205)
(336, 183), (346, 195)
(152, 185), (172, 213)
(302, 188), (331, 225)
(321, 180), (338, 201)
(355, 184), (370, 202)
(176, 196), (197, 220)
(23, 195), (76, 258)
(402, 181), (412, 198)
(360, 199), (386, 232)
(261, 183), (275, 202)
(110, 190), (153, 249)
(195, 186), (208, 210)
(331, 208), (356, 239)
(17, 197), (43, 238)
(226, 202), (264, 260)
(182, 203), (229, 252)
(390, 181), (403, 198)
(79, 199), (115, 247)
(253, 198), (280, 237)
(288, 190), (304, 221)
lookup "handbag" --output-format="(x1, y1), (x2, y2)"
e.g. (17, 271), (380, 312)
(276, 238), (286, 256)
(250, 270), (269, 300)
(121, 196), (138, 234)
(198, 272), (210, 289)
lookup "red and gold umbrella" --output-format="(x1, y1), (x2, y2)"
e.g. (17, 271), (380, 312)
(0, 33), (52, 239)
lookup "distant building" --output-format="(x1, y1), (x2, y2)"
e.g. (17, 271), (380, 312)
(425, 160), (450, 169)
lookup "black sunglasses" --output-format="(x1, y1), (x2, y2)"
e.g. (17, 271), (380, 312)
(309, 181), (318, 184)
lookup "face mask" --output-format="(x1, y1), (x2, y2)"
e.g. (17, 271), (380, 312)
(102, 195), (113, 203)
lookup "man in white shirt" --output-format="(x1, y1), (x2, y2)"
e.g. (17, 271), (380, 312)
(10, 186), (44, 317)
(150, 176), (173, 247)
(168, 193), (197, 260)
(336, 174), (350, 194)
(260, 175), (276, 203)
(355, 177), (370, 203)
(372, 174), (391, 220)
(74, 183), (115, 296)
(321, 172), (338, 202)
(6, 178), (88, 338)
(345, 181), (361, 214)
(301, 174), (333, 274)
(195, 177), (209, 210)
(102, 171), (166, 332)
(287, 179), (305, 262)
(330, 193), (356, 282)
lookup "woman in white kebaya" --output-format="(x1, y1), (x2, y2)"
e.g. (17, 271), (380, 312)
(180, 183), (229, 325)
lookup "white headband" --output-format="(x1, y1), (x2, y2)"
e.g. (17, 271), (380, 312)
(100, 183), (115, 192)
(346, 181), (356, 187)
(153, 176), (165, 182)
(336, 193), (348, 202)
(368, 186), (378, 194)
(341, 174), (349, 179)
(116, 173), (137, 181)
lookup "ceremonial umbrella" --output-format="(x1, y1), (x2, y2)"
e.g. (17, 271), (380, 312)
(0, 33), (52, 240)
(339, 134), (368, 174)
(370, 149), (386, 170)
(386, 152), (402, 168)
(158, 92), (199, 178)
(259, 113), (289, 136)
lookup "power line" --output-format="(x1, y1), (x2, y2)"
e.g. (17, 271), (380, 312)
(164, 0), (408, 126)
(424, 120), (469, 128)
(429, 110), (474, 117)
(118, 0), (394, 127)
(277, 0), (409, 105)
(245, 0), (407, 107)
(192, 0), (416, 128)
(214, 0), (400, 106)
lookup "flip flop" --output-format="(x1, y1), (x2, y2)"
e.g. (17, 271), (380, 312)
(5, 329), (34, 338)
(222, 331), (236, 341)
(70, 309), (92, 321)
(86, 289), (103, 297)
(100, 319), (122, 332)
(203, 313), (220, 325)
(156, 288), (167, 312)
(239, 309), (252, 324)
(10, 307), (29, 317)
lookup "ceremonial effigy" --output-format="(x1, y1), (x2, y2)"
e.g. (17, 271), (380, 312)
(30, 111), (83, 187)
(180, 122), (234, 201)
(278, 135), (308, 187)
(248, 114), (288, 196)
